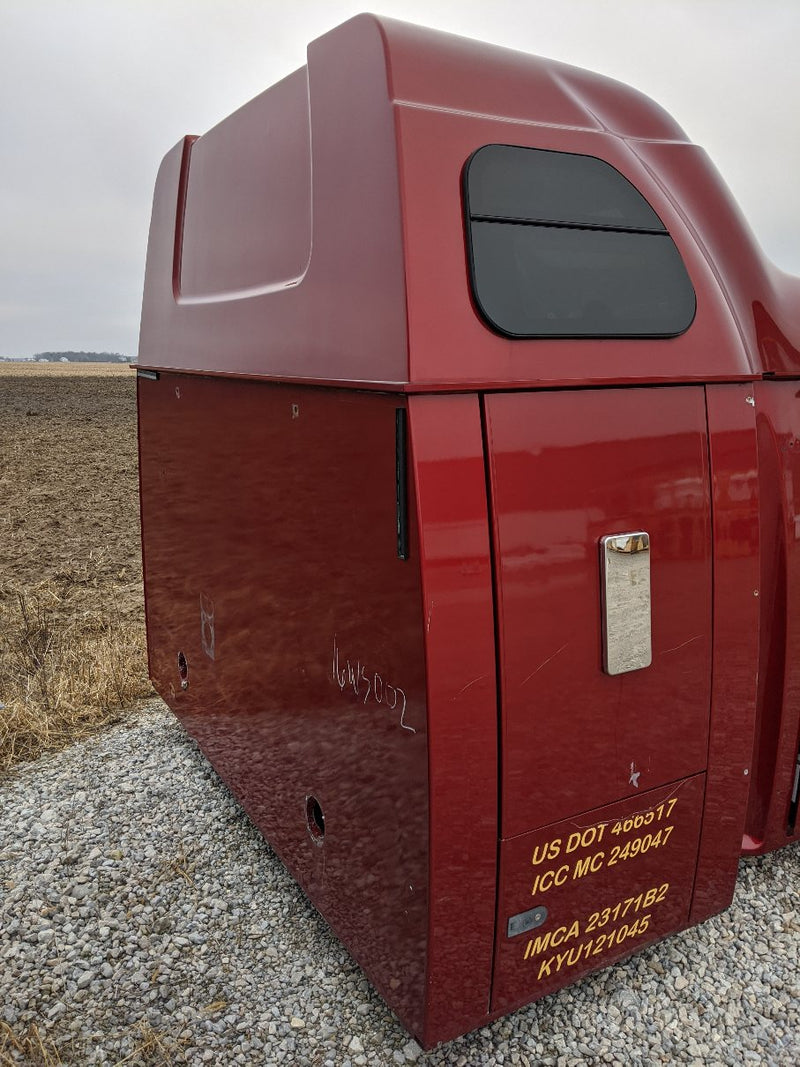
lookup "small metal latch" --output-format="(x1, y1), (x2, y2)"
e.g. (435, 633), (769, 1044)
(507, 906), (548, 938)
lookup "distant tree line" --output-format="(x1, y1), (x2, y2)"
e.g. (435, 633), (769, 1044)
(28, 351), (134, 363)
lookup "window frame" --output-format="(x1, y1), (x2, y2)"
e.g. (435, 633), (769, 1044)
(462, 144), (697, 341)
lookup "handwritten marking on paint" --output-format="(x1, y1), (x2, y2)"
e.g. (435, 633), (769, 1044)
(331, 635), (415, 734)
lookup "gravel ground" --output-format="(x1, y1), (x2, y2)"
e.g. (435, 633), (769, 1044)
(1, 701), (797, 1066)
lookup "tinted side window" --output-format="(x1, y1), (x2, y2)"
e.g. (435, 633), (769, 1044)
(464, 145), (696, 338)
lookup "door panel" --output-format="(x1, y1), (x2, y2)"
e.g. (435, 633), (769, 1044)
(485, 387), (712, 838)
(492, 774), (705, 1012)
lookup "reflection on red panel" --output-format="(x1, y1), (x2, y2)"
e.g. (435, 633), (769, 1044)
(138, 374), (430, 1036)
(485, 388), (712, 838)
(691, 384), (760, 923)
(135, 12), (800, 1047)
(745, 382), (800, 853)
(408, 396), (498, 1047)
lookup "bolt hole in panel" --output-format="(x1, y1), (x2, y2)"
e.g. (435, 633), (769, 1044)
(177, 650), (189, 689)
(306, 795), (326, 843)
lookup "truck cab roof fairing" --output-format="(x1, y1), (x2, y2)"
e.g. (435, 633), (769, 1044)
(139, 14), (799, 389)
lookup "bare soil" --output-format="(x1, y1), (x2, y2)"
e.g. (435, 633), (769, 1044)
(0, 364), (152, 770)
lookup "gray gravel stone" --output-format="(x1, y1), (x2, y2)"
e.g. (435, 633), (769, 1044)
(0, 699), (797, 1065)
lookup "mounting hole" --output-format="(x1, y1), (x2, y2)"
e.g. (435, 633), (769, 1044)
(305, 795), (325, 844)
(177, 651), (189, 689)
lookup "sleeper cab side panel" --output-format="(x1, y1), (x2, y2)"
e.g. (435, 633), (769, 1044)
(484, 386), (713, 839)
(485, 386), (712, 1011)
(744, 380), (800, 853)
(137, 374), (430, 1036)
(408, 395), (499, 1048)
(691, 384), (760, 918)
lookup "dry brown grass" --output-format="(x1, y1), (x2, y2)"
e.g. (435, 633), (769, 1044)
(114, 1020), (188, 1066)
(0, 1018), (187, 1066)
(0, 363), (154, 772)
(0, 1021), (64, 1066)
(0, 575), (150, 770)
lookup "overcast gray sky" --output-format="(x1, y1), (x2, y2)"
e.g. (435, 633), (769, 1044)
(1, 0), (798, 358)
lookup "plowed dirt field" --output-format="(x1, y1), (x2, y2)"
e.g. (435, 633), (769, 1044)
(0, 363), (152, 769)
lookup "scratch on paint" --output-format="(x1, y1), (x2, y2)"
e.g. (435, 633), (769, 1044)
(660, 634), (703, 656)
(566, 778), (690, 832)
(451, 675), (488, 701)
(426, 599), (435, 634)
(521, 643), (568, 687)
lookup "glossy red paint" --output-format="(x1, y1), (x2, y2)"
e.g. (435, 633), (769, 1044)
(137, 11), (800, 1050)
(137, 13), (799, 391)
(484, 387), (712, 838)
(493, 775), (705, 1013)
(139, 17), (408, 386)
(691, 384), (760, 922)
(743, 381), (800, 854)
(395, 102), (750, 389)
(407, 396), (498, 1046)
(631, 142), (800, 381)
(138, 375), (430, 1036)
